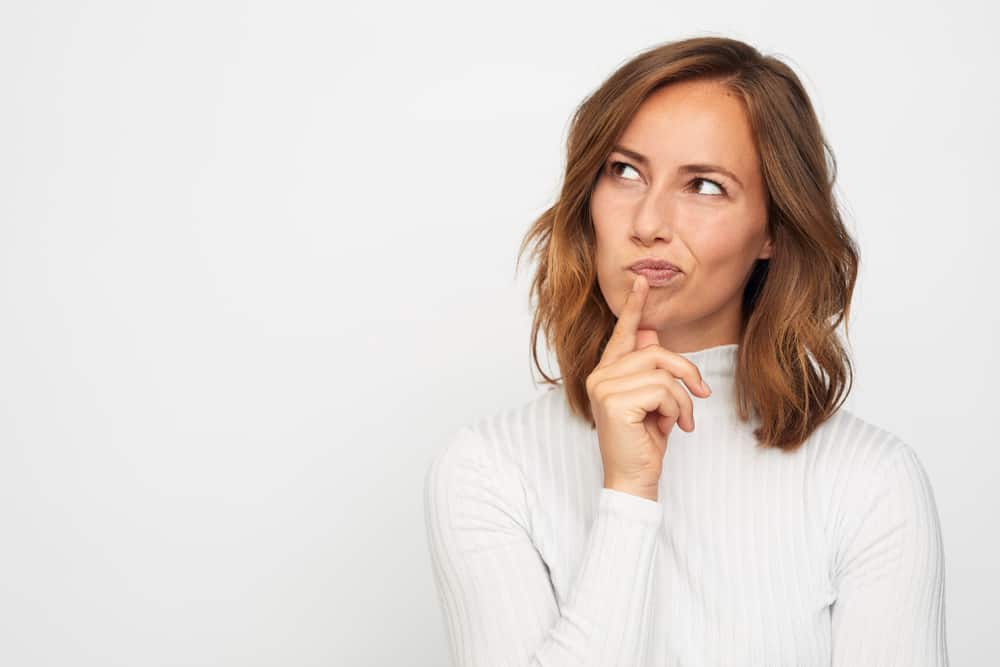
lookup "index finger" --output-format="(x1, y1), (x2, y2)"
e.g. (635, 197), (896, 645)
(598, 274), (649, 367)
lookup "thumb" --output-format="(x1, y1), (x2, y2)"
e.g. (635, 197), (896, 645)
(635, 328), (660, 350)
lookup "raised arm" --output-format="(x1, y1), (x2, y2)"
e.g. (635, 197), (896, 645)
(424, 426), (663, 667)
(830, 442), (949, 666)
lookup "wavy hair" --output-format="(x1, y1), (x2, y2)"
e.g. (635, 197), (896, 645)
(515, 36), (860, 452)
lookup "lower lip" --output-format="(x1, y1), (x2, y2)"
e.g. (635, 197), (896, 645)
(631, 267), (682, 286)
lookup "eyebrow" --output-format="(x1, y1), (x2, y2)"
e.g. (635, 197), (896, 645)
(610, 144), (744, 188)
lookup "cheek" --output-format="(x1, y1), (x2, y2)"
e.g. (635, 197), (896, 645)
(590, 180), (631, 231)
(589, 189), (610, 234)
(591, 199), (617, 261)
(689, 244), (761, 305)
(698, 247), (746, 279)
(685, 213), (754, 261)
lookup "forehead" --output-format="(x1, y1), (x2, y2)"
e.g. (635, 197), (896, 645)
(617, 80), (759, 179)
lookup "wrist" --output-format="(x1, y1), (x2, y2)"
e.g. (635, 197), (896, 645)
(604, 479), (659, 502)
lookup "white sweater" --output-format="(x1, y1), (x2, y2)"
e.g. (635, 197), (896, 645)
(423, 343), (949, 666)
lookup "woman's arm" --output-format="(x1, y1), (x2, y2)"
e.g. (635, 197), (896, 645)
(830, 442), (949, 666)
(424, 426), (663, 666)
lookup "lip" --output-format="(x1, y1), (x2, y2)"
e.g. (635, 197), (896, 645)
(631, 267), (682, 287)
(629, 258), (682, 272)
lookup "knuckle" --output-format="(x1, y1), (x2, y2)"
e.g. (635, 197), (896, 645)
(604, 392), (624, 413)
(642, 344), (664, 359)
(654, 368), (675, 385)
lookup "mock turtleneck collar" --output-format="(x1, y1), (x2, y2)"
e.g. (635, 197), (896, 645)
(676, 343), (739, 417)
(676, 343), (738, 381)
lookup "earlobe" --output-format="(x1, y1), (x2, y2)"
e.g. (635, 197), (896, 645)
(759, 238), (773, 260)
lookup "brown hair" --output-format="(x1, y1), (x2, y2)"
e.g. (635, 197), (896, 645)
(515, 36), (859, 452)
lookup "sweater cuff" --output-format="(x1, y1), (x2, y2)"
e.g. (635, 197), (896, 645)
(599, 487), (664, 526)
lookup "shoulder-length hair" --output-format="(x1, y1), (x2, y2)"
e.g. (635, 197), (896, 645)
(516, 36), (859, 452)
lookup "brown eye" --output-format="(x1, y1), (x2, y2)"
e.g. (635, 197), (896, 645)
(689, 177), (726, 196)
(608, 161), (640, 181)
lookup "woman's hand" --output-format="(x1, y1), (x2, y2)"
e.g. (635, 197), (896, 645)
(586, 274), (713, 502)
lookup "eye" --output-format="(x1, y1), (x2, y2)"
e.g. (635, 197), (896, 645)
(607, 160), (641, 182)
(688, 177), (727, 197)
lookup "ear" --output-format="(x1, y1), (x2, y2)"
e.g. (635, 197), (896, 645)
(758, 236), (773, 260)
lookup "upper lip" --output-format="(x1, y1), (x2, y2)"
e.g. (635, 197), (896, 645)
(629, 257), (682, 272)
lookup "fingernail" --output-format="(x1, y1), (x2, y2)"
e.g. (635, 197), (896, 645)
(702, 380), (712, 394)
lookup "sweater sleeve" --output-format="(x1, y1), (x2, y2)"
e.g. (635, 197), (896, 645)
(830, 441), (949, 666)
(423, 425), (663, 667)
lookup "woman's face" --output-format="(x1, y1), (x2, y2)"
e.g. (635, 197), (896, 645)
(590, 79), (772, 353)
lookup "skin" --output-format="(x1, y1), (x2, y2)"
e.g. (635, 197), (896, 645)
(590, 78), (773, 354)
(591, 271), (713, 500)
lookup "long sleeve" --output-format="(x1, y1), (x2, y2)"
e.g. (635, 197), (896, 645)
(830, 441), (949, 666)
(423, 426), (663, 667)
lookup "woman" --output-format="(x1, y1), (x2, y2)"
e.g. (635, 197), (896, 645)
(424, 36), (948, 666)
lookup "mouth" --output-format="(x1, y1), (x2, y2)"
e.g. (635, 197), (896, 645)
(630, 266), (682, 287)
(628, 258), (683, 287)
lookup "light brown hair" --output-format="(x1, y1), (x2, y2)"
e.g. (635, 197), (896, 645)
(516, 36), (859, 452)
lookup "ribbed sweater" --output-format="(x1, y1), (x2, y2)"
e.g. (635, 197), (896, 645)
(423, 343), (949, 666)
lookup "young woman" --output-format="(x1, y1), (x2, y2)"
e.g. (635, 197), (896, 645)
(424, 36), (948, 666)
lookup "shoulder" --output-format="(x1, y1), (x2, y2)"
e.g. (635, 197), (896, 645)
(423, 388), (573, 545)
(803, 406), (940, 524)
(424, 385), (577, 495)
(805, 406), (920, 480)
(806, 408), (944, 568)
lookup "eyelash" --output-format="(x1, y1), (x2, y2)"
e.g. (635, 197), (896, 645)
(606, 160), (728, 196)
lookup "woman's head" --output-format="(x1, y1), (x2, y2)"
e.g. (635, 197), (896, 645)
(590, 77), (773, 353)
(517, 36), (859, 451)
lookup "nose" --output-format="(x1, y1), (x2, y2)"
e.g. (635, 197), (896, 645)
(630, 186), (675, 245)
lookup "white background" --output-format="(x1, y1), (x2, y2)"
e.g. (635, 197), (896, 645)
(1, 1), (996, 665)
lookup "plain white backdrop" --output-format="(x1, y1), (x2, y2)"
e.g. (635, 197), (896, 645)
(1, 1), (996, 665)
